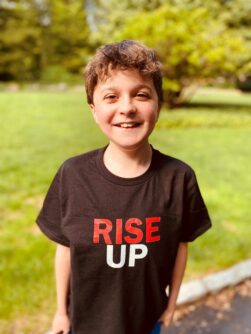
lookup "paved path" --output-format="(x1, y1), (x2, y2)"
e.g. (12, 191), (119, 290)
(164, 293), (251, 334)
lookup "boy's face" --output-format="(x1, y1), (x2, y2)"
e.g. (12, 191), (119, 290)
(90, 69), (160, 151)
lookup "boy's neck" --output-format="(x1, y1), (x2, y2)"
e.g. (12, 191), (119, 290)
(103, 142), (153, 178)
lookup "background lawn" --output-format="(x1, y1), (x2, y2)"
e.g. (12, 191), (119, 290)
(0, 89), (251, 333)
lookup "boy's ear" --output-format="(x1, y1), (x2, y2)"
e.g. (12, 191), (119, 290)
(89, 104), (98, 124)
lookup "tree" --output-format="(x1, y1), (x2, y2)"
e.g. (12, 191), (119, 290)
(43, 0), (90, 74)
(88, 0), (165, 43)
(0, 1), (43, 80)
(220, 0), (251, 76)
(113, 4), (248, 107)
(0, 0), (90, 81)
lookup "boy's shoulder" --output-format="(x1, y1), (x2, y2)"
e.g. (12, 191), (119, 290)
(154, 147), (195, 175)
(60, 147), (101, 172)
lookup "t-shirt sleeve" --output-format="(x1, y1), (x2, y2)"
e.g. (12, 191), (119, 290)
(36, 166), (70, 247)
(180, 168), (212, 242)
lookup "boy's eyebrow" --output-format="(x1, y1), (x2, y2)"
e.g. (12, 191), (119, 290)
(100, 84), (153, 93)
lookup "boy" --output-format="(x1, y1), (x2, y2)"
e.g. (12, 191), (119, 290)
(36, 40), (212, 334)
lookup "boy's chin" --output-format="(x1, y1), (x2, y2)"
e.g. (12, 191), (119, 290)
(108, 140), (150, 151)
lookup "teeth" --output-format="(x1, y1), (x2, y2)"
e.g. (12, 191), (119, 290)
(116, 122), (139, 128)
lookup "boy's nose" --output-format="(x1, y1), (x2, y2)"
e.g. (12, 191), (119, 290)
(118, 97), (137, 115)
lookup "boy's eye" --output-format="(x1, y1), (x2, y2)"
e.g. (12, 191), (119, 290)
(105, 94), (116, 100)
(136, 92), (150, 99)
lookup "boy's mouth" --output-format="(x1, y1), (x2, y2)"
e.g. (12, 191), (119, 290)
(114, 122), (141, 128)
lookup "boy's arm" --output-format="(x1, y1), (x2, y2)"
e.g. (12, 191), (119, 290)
(159, 242), (188, 328)
(52, 244), (71, 334)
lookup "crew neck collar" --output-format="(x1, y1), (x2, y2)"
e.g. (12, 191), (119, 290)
(96, 145), (158, 186)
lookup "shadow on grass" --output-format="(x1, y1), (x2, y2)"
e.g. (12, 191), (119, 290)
(184, 102), (251, 113)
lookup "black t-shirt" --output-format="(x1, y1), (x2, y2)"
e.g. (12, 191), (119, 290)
(36, 146), (212, 334)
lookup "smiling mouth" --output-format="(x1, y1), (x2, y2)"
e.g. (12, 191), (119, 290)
(114, 122), (141, 128)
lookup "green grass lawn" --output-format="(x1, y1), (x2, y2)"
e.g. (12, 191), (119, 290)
(0, 88), (251, 333)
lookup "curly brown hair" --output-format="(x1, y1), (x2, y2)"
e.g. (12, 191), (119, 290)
(84, 40), (163, 107)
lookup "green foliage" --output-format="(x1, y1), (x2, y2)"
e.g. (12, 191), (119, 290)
(0, 0), (90, 82)
(90, 0), (224, 40)
(44, 0), (90, 73)
(222, 0), (251, 31)
(220, 0), (251, 78)
(2, 0), (251, 88)
(39, 65), (82, 84)
(114, 4), (248, 106)
(90, 0), (164, 36)
(89, 0), (250, 106)
(0, 1), (42, 81)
